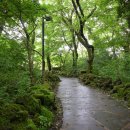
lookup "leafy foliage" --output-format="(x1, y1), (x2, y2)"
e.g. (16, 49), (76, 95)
(0, 0), (130, 128)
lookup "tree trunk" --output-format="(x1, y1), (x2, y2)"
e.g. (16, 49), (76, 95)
(47, 54), (52, 71)
(70, 0), (96, 73)
(72, 31), (78, 74)
(77, 34), (94, 73)
(26, 36), (34, 86)
(0, 20), (4, 35)
(87, 47), (94, 73)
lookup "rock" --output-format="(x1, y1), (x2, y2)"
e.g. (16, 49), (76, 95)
(45, 71), (60, 83)
(33, 93), (55, 107)
(26, 119), (37, 130)
(15, 95), (41, 115)
(33, 107), (54, 129)
(125, 83), (130, 89)
(32, 86), (55, 108)
(1, 103), (28, 122)
(101, 78), (113, 90)
(86, 73), (96, 81)
(124, 88), (130, 101)
(113, 78), (122, 86)
(0, 103), (29, 130)
(80, 70), (87, 74)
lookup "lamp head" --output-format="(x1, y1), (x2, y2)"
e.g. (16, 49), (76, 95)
(45, 16), (52, 21)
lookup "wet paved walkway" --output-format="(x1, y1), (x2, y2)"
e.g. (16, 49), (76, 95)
(57, 77), (130, 130)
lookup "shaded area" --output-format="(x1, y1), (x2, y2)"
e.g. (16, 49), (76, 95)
(57, 77), (130, 130)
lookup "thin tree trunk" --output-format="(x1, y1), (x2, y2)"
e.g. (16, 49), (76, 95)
(0, 21), (4, 35)
(20, 15), (35, 86)
(47, 54), (52, 71)
(26, 37), (34, 86)
(87, 47), (94, 73)
(72, 31), (78, 74)
(71, 0), (96, 73)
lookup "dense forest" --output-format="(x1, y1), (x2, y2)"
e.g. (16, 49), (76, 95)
(0, 0), (130, 130)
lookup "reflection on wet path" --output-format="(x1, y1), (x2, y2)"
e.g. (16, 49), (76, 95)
(57, 77), (130, 130)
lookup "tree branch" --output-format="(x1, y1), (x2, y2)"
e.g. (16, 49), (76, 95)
(86, 5), (97, 19)
(33, 49), (42, 57)
(76, 0), (84, 17)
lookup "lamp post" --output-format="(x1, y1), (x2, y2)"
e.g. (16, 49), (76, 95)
(42, 16), (52, 84)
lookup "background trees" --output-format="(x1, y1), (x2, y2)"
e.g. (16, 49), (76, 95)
(0, 0), (130, 128)
(0, 0), (130, 98)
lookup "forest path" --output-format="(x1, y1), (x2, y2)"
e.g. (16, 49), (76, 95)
(57, 77), (130, 130)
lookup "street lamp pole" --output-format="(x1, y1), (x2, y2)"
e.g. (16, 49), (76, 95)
(41, 16), (52, 84)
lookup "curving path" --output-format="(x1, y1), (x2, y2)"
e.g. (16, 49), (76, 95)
(57, 77), (130, 130)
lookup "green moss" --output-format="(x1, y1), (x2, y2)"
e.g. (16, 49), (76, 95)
(0, 103), (29, 130)
(124, 88), (130, 100)
(26, 119), (37, 130)
(86, 73), (96, 81)
(32, 87), (51, 95)
(33, 94), (45, 105)
(15, 95), (41, 115)
(10, 119), (37, 130)
(125, 83), (130, 89)
(89, 82), (96, 87)
(111, 85), (124, 98)
(112, 85), (124, 93)
(1, 103), (28, 122)
(117, 88), (125, 98)
(33, 107), (54, 130)
(32, 83), (51, 91)
(45, 71), (60, 83)
(31, 84), (55, 107)
(0, 77), (58, 130)
(33, 92), (55, 108)
(128, 99), (130, 107)
(0, 116), (10, 130)
(11, 121), (27, 130)
(112, 93), (118, 98)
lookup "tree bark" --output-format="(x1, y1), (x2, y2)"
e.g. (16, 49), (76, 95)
(77, 34), (94, 73)
(87, 47), (94, 73)
(47, 54), (52, 71)
(0, 20), (5, 35)
(71, 0), (95, 73)
(72, 31), (78, 74)
(26, 36), (34, 86)
(20, 16), (34, 86)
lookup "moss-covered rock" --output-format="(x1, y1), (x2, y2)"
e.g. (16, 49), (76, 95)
(125, 83), (130, 89)
(26, 119), (37, 130)
(9, 118), (37, 130)
(33, 92), (55, 108)
(15, 95), (41, 115)
(86, 73), (96, 81)
(124, 88), (130, 100)
(111, 85), (127, 99)
(113, 78), (122, 86)
(101, 78), (113, 90)
(33, 107), (54, 129)
(1, 103), (28, 122)
(31, 84), (55, 107)
(128, 99), (130, 107)
(31, 85), (52, 95)
(45, 71), (60, 83)
(80, 73), (113, 90)
(0, 103), (29, 130)
(0, 116), (10, 130)
(0, 73), (59, 130)
(11, 121), (28, 130)
(111, 85), (123, 93)
(79, 73), (130, 107)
